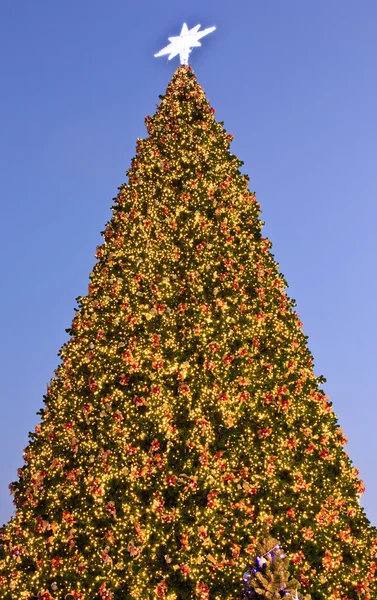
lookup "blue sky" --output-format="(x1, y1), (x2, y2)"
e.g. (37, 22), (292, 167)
(0, 0), (376, 527)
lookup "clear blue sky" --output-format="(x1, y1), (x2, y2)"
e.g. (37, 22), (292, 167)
(1, 0), (376, 527)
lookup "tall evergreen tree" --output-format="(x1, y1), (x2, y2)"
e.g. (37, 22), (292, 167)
(0, 66), (376, 600)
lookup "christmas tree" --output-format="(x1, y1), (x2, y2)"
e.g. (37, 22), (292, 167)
(0, 64), (376, 600)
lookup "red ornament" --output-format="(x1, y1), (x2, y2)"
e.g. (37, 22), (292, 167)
(98, 583), (113, 599)
(118, 374), (129, 386)
(156, 581), (168, 598)
(207, 490), (218, 508)
(257, 427), (272, 439)
(180, 564), (190, 577)
(197, 582), (210, 599)
(133, 395), (146, 406)
(106, 502), (116, 517)
(164, 475), (177, 486)
(286, 507), (296, 520)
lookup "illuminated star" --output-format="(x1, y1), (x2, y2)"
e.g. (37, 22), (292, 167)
(154, 23), (216, 65)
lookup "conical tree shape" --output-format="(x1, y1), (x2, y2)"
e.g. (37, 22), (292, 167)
(0, 66), (376, 600)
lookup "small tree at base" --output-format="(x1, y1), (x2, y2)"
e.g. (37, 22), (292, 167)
(241, 538), (312, 600)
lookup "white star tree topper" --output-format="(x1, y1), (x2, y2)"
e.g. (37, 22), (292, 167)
(154, 23), (216, 65)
